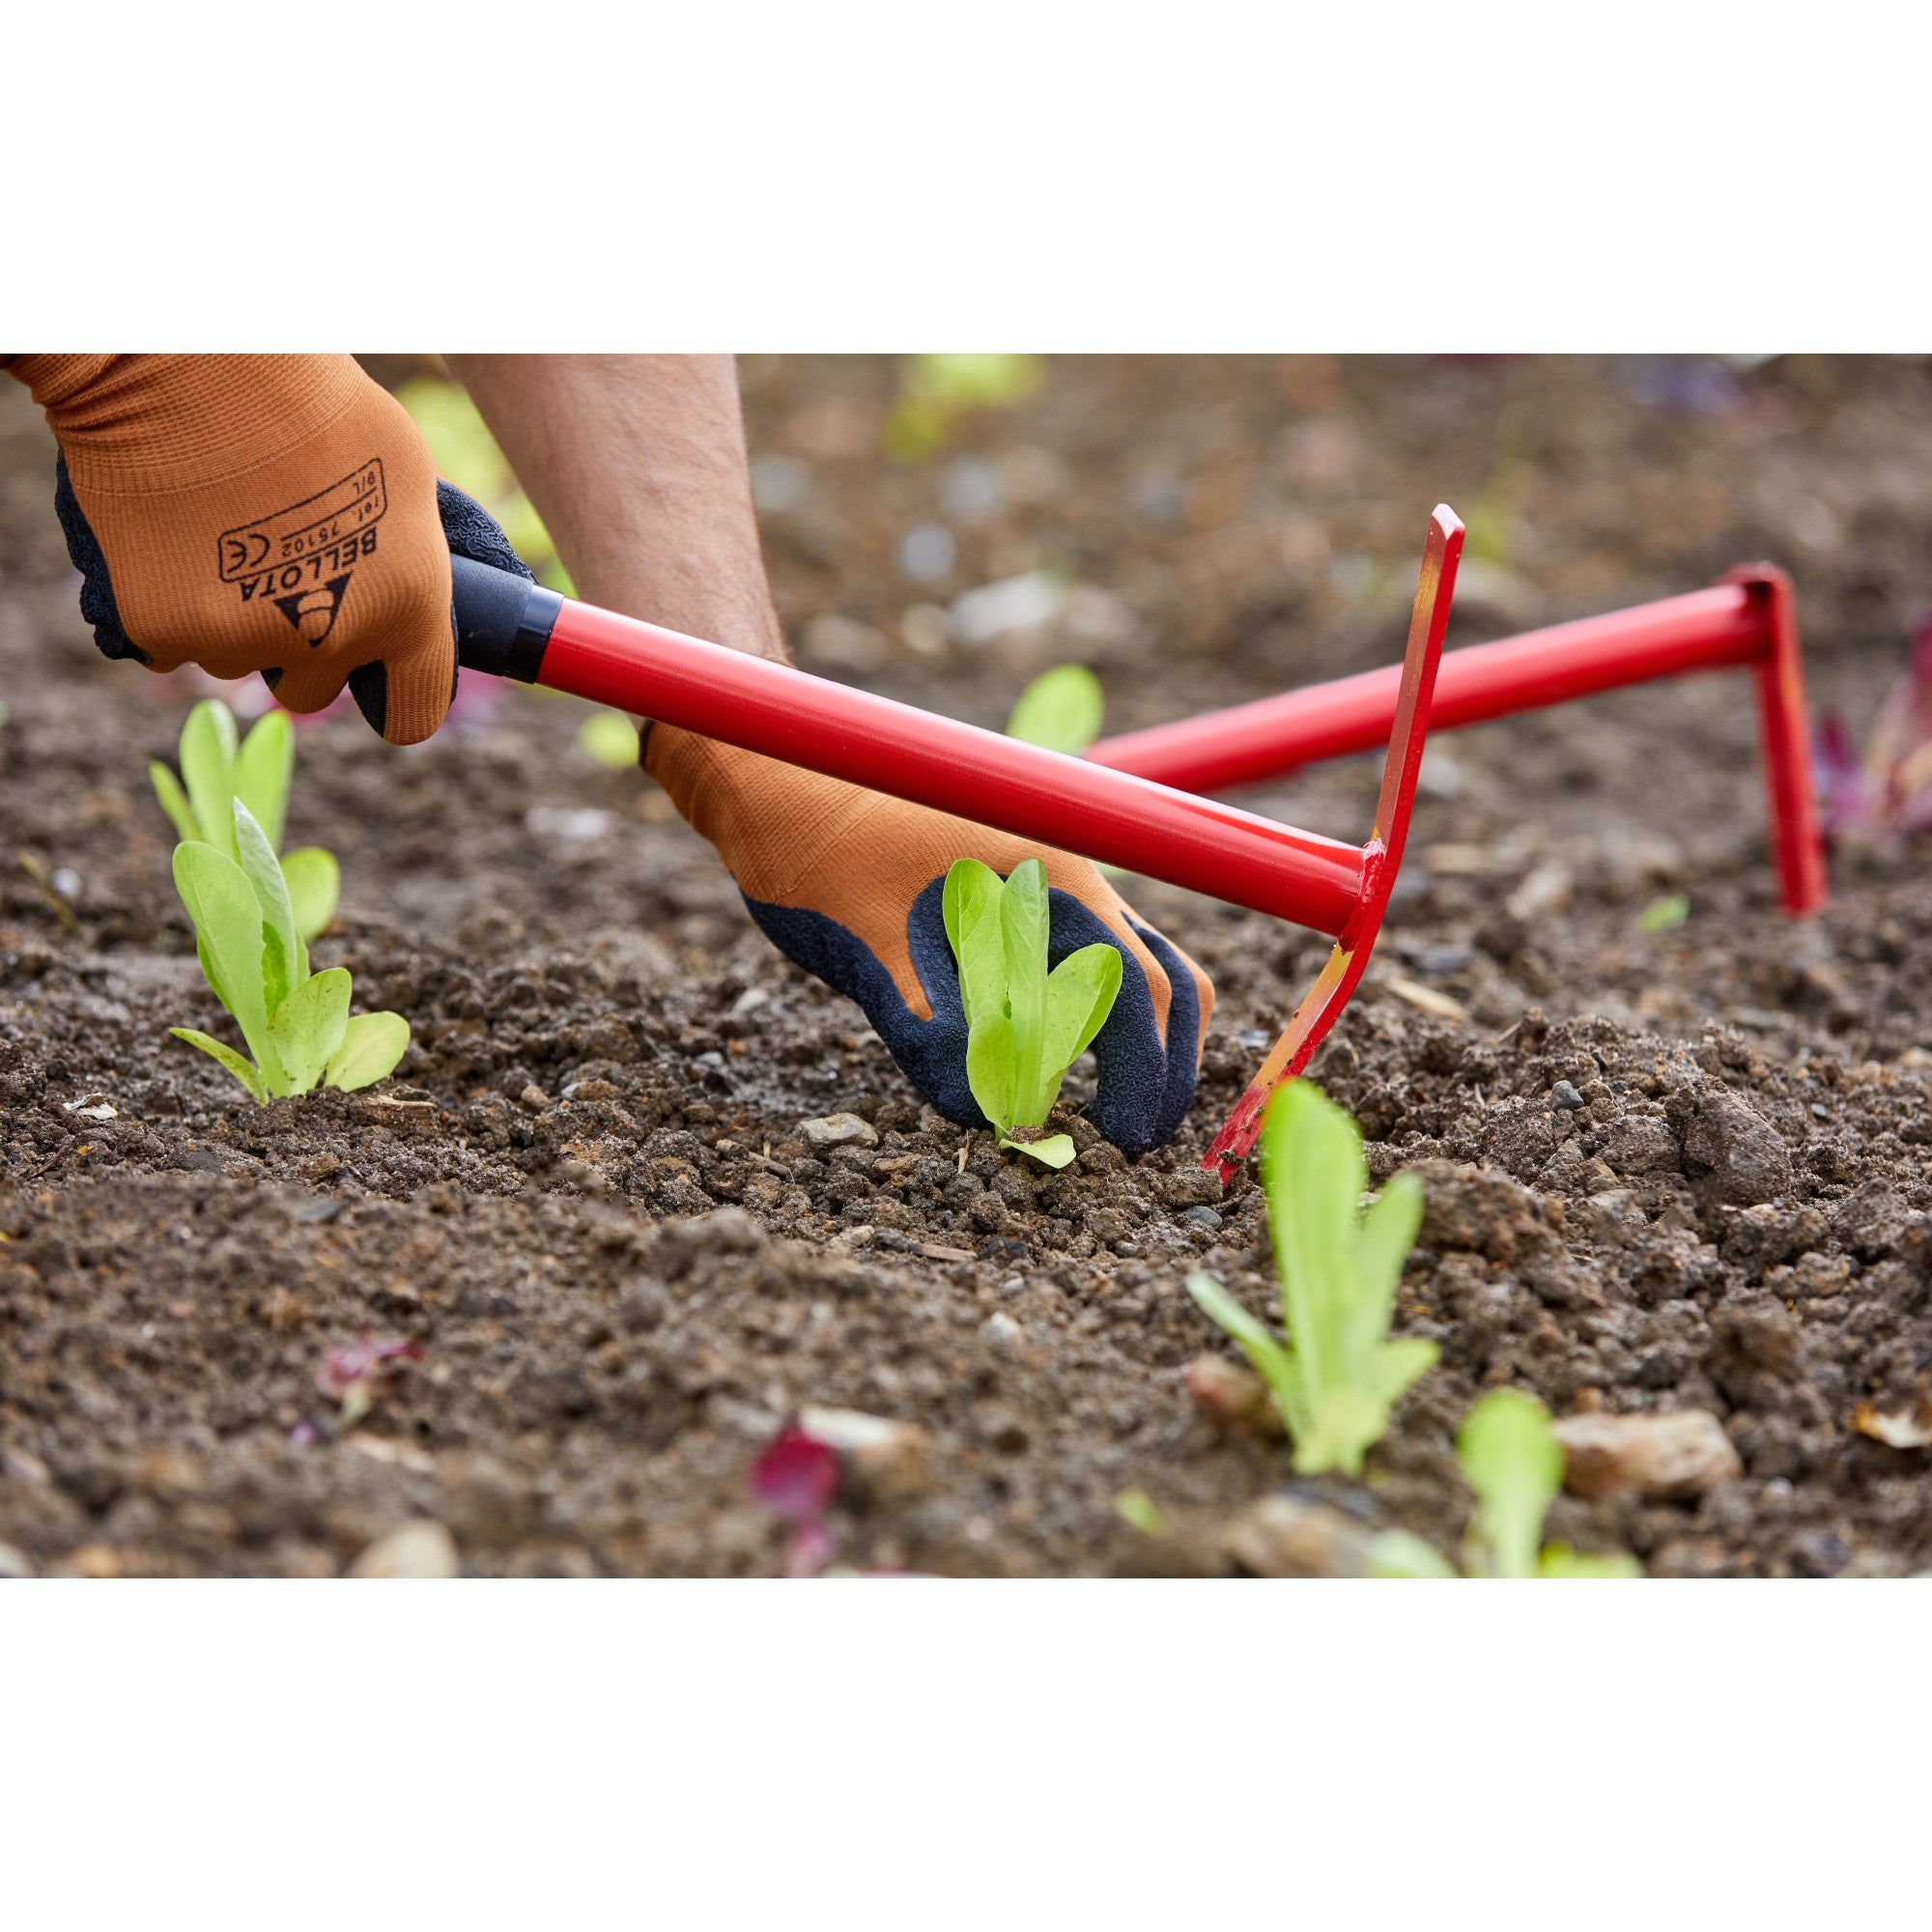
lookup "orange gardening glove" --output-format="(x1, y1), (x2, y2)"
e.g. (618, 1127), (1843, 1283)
(645, 725), (1216, 1156)
(9, 354), (526, 745)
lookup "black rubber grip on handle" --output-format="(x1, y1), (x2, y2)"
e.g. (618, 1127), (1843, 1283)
(452, 554), (562, 683)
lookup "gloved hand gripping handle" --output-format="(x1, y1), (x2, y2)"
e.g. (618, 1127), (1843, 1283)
(446, 509), (1460, 1180)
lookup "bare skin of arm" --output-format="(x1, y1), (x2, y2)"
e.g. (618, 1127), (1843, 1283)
(446, 354), (787, 662)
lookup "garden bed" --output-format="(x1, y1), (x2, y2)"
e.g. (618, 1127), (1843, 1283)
(4, 354), (1932, 1576)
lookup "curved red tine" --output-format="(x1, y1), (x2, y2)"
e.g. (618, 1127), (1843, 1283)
(1200, 505), (1464, 1184)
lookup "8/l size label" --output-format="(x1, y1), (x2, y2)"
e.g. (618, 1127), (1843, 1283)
(216, 458), (387, 586)
(218, 458), (388, 644)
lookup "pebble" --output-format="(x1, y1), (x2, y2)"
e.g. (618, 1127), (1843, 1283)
(348, 1520), (460, 1578)
(950, 570), (1064, 644)
(1790, 1527), (1853, 1578)
(518, 1083), (552, 1114)
(797, 1406), (934, 1500)
(1506, 862), (1573, 920)
(1179, 1206), (1223, 1233)
(0, 1541), (34, 1578)
(1221, 1495), (1379, 1577)
(1550, 1080), (1586, 1111)
(901, 524), (957, 582)
(523, 805), (616, 842)
(1552, 1409), (1742, 1500)
(981, 1311), (1025, 1353)
(800, 1112), (879, 1151)
(1184, 1355), (1286, 1439)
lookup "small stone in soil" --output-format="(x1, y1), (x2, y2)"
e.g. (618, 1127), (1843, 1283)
(1550, 1080), (1586, 1110)
(797, 1406), (934, 1500)
(982, 1311), (1025, 1352)
(1179, 1206), (1223, 1232)
(1552, 1409), (1742, 1500)
(800, 1112), (879, 1150)
(0, 1541), (35, 1578)
(348, 1520), (461, 1578)
(1185, 1356), (1286, 1439)
(1789, 1527), (1854, 1577)
(1222, 1494), (1379, 1578)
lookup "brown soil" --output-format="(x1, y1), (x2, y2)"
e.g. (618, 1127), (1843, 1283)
(4, 355), (1932, 1577)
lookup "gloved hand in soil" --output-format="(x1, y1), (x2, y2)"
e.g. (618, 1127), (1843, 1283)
(8, 355), (529, 745)
(444, 353), (1216, 1157)
(645, 726), (1215, 1156)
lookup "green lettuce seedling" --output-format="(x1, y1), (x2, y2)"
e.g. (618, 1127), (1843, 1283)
(1007, 665), (1104, 755)
(1456, 1388), (1640, 1578)
(1370, 1390), (1644, 1578)
(169, 798), (408, 1102)
(152, 698), (340, 944)
(943, 856), (1122, 1169)
(1187, 1080), (1434, 1475)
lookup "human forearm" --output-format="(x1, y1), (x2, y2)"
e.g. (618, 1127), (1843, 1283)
(446, 354), (786, 664)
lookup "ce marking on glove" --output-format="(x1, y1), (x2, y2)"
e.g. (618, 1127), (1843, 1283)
(217, 459), (388, 645)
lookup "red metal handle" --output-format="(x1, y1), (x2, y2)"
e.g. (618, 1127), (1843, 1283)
(536, 600), (1371, 933)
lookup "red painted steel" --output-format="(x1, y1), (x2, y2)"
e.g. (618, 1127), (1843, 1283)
(1201, 506), (1462, 1180)
(537, 602), (1368, 933)
(1090, 567), (1827, 918)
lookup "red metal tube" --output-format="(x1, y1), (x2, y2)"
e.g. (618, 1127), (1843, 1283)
(1089, 573), (1828, 919)
(537, 599), (1369, 935)
(1088, 583), (1767, 791)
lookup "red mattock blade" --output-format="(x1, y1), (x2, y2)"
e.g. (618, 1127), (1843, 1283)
(1200, 506), (1463, 1183)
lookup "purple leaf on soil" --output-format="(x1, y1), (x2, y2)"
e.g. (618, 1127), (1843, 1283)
(1819, 615), (1932, 840)
(751, 1425), (839, 1525)
(1814, 711), (1872, 839)
(783, 1520), (838, 1578)
(1865, 614), (1932, 834)
(316, 1336), (423, 1404)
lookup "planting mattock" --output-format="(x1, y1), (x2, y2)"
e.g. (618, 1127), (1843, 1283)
(449, 505), (1464, 1181)
(1090, 564), (1826, 919)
